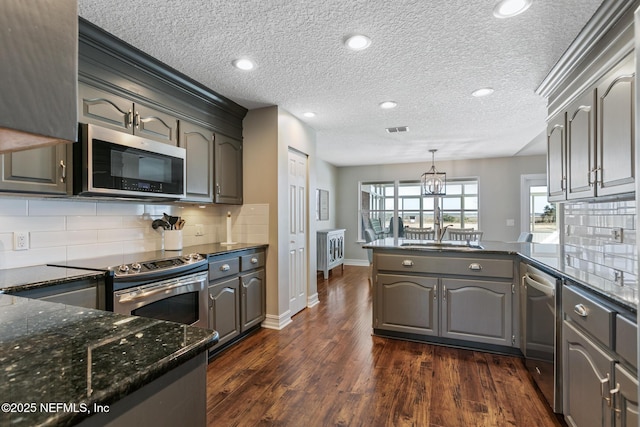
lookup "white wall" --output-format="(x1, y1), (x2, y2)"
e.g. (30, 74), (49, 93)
(335, 154), (546, 262)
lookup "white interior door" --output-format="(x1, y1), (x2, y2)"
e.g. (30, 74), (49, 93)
(288, 149), (308, 316)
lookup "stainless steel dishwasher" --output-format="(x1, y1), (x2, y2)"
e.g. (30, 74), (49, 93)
(521, 263), (561, 413)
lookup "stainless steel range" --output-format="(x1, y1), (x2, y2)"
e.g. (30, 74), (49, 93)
(109, 253), (209, 329)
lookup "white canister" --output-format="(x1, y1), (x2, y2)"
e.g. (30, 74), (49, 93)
(164, 230), (183, 251)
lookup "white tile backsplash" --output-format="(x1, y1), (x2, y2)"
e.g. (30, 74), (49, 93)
(0, 197), (269, 269)
(564, 199), (637, 303)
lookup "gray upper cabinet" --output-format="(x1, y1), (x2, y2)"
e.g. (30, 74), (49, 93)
(566, 91), (596, 200)
(547, 113), (566, 202)
(0, 0), (77, 153)
(180, 121), (214, 203)
(0, 144), (69, 194)
(78, 83), (179, 146)
(596, 53), (635, 197)
(215, 135), (243, 204)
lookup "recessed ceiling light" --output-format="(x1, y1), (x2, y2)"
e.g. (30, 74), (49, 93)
(232, 58), (255, 71)
(379, 101), (398, 109)
(303, 112), (316, 118)
(493, 0), (532, 18)
(472, 87), (495, 97)
(344, 34), (372, 51)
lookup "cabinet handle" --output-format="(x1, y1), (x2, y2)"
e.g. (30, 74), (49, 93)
(573, 303), (588, 317)
(220, 264), (230, 272)
(126, 110), (133, 128)
(600, 374), (610, 404)
(216, 183), (221, 195)
(59, 160), (66, 183)
(609, 383), (621, 414)
(134, 112), (140, 129)
(561, 176), (567, 191)
(468, 263), (482, 271)
(401, 260), (414, 267)
(443, 284), (447, 301)
(250, 257), (259, 264)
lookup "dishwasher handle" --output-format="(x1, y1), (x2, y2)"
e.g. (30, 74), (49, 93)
(524, 272), (555, 297)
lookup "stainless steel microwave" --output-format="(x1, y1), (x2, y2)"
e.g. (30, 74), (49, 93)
(74, 123), (186, 199)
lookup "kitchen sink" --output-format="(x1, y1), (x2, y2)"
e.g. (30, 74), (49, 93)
(400, 241), (484, 251)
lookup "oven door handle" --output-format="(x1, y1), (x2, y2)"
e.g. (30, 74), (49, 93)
(117, 276), (207, 303)
(524, 273), (555, 297)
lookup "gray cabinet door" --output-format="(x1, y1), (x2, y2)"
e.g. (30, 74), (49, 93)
(79, 83), (179, 146)
(240, 269), (265, 331)
(180, 121), (214, 202)
(78, 83), (132, 132)
(597, 53), (635, 197)
(215, 135), (243, 204)
(563, 320), (615, 427)
(208, 278), (241, 348)
(134, 103), (179, 146)
(613, 364), (638, 427)
(375, 274), (438, 336)
(566, 91), (596, 200)
(0, 143), (69, 194)
(441, 278), (512, 346)
(547, 113), (566, 201)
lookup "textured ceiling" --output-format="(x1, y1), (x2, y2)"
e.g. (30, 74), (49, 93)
(78, 0), (604, 166)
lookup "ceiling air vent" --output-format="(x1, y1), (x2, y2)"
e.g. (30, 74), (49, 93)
(386, 126), (409, 133)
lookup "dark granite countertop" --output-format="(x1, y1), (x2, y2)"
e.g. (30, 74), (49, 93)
(365, 238), (636, 312)
(0, 294), (217, 426)
(0, 266), (106, 293)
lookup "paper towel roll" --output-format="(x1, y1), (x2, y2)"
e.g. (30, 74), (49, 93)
(225, 211), (236, 244)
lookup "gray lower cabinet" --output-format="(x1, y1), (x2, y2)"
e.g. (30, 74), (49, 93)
(208, 248), (266, 355)
(208, 278), (240, 347)
(180, 121), (214, 203)
(241, 269), (265, 331)
(78, 83), (179, 146)
(374, 274), (438, 336)
(562, 284), (638, 427)
(0, 143), (69, 194)
(563, 320), (615, 427)
(612, 364), (638, 427)
(441, 278), (512, 346)
(373, 252), (516, 348)
(215, 134), (243, 204)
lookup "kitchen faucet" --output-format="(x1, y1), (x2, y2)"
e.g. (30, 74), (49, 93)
(434, 206), (451, 243)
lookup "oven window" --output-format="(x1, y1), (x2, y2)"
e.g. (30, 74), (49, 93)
(132, 291), (198, 325)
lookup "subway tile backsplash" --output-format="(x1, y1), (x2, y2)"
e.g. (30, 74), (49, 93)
(0, 197), (269, 269)
(564, 199), (638, 303)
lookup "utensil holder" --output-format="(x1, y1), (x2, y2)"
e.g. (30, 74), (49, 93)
(164, 230), (183, 251)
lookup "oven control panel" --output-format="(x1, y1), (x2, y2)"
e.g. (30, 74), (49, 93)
(112, 253), (205, 278)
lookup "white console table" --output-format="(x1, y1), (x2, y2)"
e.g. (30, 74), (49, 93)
(317, 229), (345, 279)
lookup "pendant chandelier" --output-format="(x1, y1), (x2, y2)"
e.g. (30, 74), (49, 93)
(421, 149), (446, 196)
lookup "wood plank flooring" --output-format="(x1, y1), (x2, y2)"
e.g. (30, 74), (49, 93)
(207, 265), (565, 427)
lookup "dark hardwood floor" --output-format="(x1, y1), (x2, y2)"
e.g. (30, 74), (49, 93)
(207, 265), (565, 426)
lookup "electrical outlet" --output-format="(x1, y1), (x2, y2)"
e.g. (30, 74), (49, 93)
(14, 232), (29, 251)
(195, 224), (204, 236)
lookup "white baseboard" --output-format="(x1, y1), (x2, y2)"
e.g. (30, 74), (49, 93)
(344, 259), (370, 267)
(261, 311), (293, 330)
(307, 292), (320, 308)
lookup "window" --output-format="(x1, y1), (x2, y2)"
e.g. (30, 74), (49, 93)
(359, 179), (479, 239)
(521, 175), (558, 244)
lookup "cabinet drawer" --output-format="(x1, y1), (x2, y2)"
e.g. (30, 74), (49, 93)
(562, 285), (615, 348)
(616, 314), (637, 370)
(375, 253), (512, 278)
(241, 252), (265, 272)
(209, 257), (240, 281)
